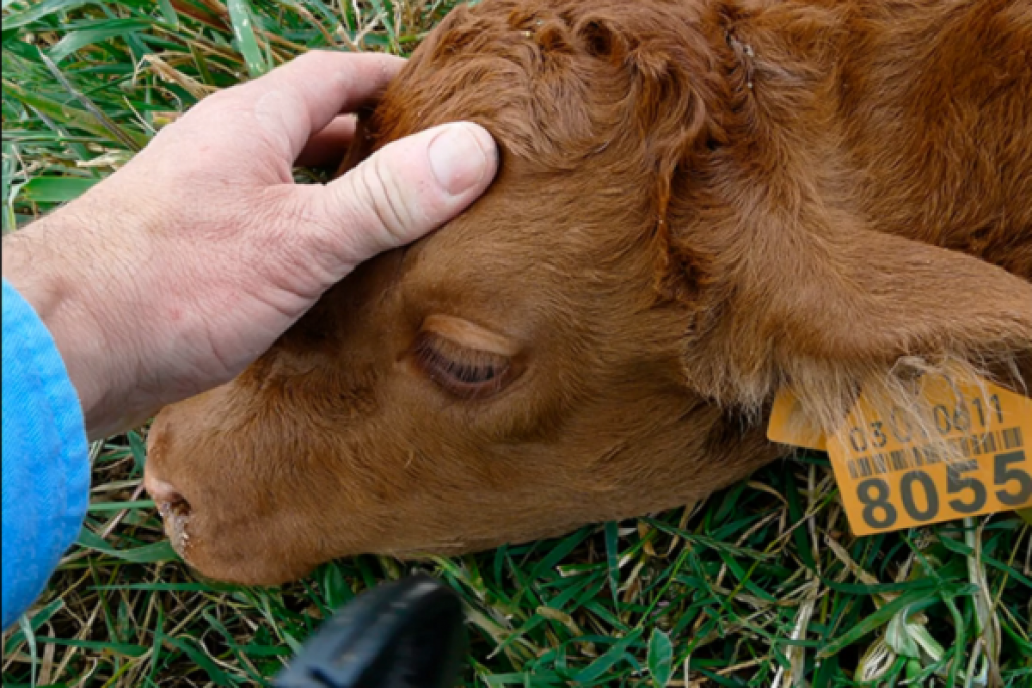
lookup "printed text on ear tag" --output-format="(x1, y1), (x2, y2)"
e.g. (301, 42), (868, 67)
(770, 378), (1032, 536)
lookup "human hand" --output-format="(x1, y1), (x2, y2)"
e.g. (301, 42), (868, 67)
(1, 51), (498, 440)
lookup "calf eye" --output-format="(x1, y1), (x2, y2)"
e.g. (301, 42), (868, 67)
(415, 333), (513, 400)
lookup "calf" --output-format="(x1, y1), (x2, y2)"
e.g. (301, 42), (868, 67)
(146, 0), (1032, 585)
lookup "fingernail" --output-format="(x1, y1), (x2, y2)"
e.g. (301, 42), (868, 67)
(428, 124), (494, 196)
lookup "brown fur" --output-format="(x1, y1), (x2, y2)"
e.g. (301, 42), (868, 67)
(146, 0), (1032, 585)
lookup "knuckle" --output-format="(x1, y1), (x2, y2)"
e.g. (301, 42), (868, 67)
(360, 155), (412, 245)
(189, 88), (236, 116)
(373, 155), (413, 231)
(293, 50), (330, 68)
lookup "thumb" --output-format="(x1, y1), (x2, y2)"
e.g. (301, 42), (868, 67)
(318, 122), (497, 266)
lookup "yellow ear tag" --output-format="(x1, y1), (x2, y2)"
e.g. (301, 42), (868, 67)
(770, 378), (1032, 535)
(768, 390), (827, 451)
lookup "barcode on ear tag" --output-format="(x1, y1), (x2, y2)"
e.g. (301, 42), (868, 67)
(769, 378), (1032, 536)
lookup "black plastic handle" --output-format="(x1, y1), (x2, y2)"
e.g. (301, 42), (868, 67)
(274, 575), (466, 688)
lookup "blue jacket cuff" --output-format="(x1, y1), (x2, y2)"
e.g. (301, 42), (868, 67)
(2, 278), (90, 630)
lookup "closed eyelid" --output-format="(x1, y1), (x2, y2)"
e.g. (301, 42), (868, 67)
(421, 314), (520, 356)
(414, 333), (513, 400)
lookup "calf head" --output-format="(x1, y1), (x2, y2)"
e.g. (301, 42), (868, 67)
(146, 0), (1032, 585)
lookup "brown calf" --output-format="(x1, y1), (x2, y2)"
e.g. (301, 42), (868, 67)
(146, 0), (1032, 585)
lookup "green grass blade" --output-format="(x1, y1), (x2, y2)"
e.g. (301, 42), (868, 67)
(1, 0), (95, 31)
(156, 0), (179, 29)
(87, 500), (156, 513)
(160, 636), (236, 685)
(3, 78), (148, 148)
(604, 521), (620, 605)
(5, 598), (63, 656)
(34, 636), (147, 658)
(1, 141), (17, 233)
(127, 429), (147, 474)
(75, 528), (179, 563)
(47, 18), (153, 63)
(19, 176), (99, 203)
(648, 628), (674, 688)
(818, 584), (975, 658)
(226, 0), (268, 78)
(573, 628), (642, 684)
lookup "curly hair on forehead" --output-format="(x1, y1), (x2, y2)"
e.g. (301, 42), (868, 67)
(369, 0), (730, 174)
(365, 0), (742, 322)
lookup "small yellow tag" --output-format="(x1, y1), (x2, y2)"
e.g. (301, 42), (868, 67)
(770, 378), (1032, 536)
(768, 390), (827, 451)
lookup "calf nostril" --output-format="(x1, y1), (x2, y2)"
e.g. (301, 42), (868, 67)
(145, 474), (195, 557)
(145, 476), (188, 513)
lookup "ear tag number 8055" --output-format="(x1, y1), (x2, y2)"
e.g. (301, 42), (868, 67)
(826, 377), (1032, 535)
(768, 377), (1032, 535)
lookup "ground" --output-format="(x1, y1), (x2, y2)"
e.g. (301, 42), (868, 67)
(2, 1), (1030, 686)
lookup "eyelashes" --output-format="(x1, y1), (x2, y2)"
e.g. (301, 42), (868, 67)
(414, 333), (513, 400)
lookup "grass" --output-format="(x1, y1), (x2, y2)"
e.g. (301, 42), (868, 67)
(2, 0), (1031, 686)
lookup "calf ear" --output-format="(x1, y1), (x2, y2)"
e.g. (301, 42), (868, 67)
(334, 109), (377, 179)
(675, 218), (1032, 432)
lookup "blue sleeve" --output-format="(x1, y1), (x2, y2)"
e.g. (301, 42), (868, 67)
(2, 279), (89, 630)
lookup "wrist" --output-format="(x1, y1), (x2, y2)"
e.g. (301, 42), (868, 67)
(2, 214), (134, 438)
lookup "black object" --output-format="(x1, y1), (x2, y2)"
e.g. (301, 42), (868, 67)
(274, 575), (466, 688)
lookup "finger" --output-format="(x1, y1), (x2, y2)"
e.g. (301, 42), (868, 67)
(295, 116), (357, 169)
(307, 122), (498, 270)
(241, 51), (405, 162)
